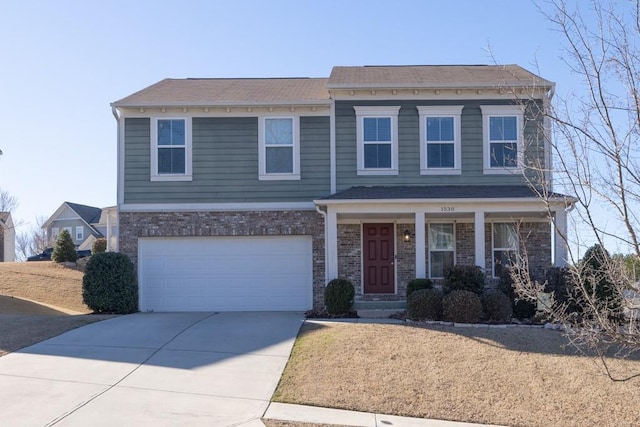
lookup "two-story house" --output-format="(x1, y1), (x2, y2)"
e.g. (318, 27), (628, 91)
(44, 202), (119, 252)
(112, 65), (574, 312)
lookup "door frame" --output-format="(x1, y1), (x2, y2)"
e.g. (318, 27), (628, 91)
(360, 222), (397, 295)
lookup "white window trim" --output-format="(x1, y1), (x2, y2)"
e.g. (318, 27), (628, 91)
(428, 222), (456, 279)
(354, 106), (401, 175)
(75, 226), (84, 241)
(418, 106), (463, 175)
(150, 117), (193, 182)
(491, 222), (519, 278)
(258, 116), (301, 181)
(51, 227), (59, 241)
(480, 105), (525, 175)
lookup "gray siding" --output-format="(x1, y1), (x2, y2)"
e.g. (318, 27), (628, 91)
(335, 100), (544, 191)
(49, 220), (98, 245)
(123, 116), (330, 204)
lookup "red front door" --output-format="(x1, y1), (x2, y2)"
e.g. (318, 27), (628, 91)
(363, 223), (395, 294)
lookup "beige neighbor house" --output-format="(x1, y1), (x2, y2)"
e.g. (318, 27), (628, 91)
(0, 212), (15, 262)
(111, 64), (575, 312)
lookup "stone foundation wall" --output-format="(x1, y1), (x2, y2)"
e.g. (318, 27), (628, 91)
(119, 210), (326, 309)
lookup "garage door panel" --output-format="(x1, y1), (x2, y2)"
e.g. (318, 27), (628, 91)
(138, 236), (312, 312)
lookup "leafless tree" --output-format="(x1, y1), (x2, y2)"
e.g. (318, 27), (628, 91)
(14, 215), (47, 261)
(505, 0), (640, 381)
(0, 188), (18, 215)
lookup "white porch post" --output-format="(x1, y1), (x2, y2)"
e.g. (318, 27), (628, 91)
(415, 211), (426, 278)
(554, 209), (568, 267)
(474, 211), (486, 271)
(326, 210), (338, 281)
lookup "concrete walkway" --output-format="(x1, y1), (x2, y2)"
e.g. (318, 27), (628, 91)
(0, 312), (304, 426)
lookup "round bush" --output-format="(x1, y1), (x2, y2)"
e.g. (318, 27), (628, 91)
(324, 278), (355, 314)
(92, 237), (107, 254)
(443, 265), (486, 295)
(82, 252), (138, 314)
(406, 278), (433, 298)
(498, 267), (537, 319)
(442, 290), (484, 323)
(407, 288), (443, 320)
(482, 291), (513, 322)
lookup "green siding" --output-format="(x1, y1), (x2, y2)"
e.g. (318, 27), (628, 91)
(335, 100), (544, 191)
(123, 116), (330, 204)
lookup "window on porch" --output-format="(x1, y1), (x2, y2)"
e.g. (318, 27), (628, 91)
(492, 222), (518, 278)
(429, 223), (455, 278)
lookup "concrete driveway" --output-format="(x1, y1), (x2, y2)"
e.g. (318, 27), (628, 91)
(0, 312), (304, 426)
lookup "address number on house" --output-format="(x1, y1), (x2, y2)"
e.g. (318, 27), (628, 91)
(440, 206), (455, 212)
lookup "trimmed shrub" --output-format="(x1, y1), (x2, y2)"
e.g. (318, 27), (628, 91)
(482, 291), (513, 322)
(443, 265), (486, 295)
(92, 237), (107, 254)
(442, 290), (484, 323)
(581, 244), (618, 311)
(406, 278), (433, 298)
(82, 252), (138, 314)
(407, 288), (443, 320)
(51, 229), (77, 263)
(498, 267), (537, 319)
(544, 267), (575, 309)
(324, 278), (355, 314)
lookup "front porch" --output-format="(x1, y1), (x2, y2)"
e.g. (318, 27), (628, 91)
(315, 186), (573, 304)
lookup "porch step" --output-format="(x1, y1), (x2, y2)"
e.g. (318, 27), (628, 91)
(356, 309), (404, 319)
(353, 300), (406, 310)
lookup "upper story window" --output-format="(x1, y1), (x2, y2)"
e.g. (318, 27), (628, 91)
(354, 106), (400, 175)
(258, 117), (300, 180)
(492, 222), (518, 278)
(51, 227), (59, 242)
(428, 223), (455, 279)
(481, 105), (524, 174)
(151, 118), (192, 181)
(75, 226), (84, 241)
(418, 106), (463, 175)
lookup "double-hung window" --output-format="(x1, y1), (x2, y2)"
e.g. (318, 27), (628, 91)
(492, 222), (518, 278)
(354, 106), (400, 175)
(75, 226), (84, 241)
(259, 117), (300, 180)
(429, 223), (455, 278)
(151, 118), (192, 181)
(418, 106), (463, 174)
(481, 105), (524, 173)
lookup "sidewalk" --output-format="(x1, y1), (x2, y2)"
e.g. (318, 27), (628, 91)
(264, 402), (504, 427)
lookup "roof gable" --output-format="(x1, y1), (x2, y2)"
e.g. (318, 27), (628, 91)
(44, 202), (103, 235)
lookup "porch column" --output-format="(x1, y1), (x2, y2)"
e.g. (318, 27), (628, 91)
(474, 211), (486, 271)
(326, 210), (338, 281)
(415, 211), (426, 278)
(554, 209), (568, 267)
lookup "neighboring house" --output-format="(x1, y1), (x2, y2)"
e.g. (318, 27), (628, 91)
(0, 212), (15, 262)
(44, 202), (118, 252)
(111, 64), (575, 313)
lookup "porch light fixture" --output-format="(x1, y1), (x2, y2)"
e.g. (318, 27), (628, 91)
(403, 229), (411, 242)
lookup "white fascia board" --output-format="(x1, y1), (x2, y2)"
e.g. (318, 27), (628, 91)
(119, 202), (316, 212)
(42, 203), (71, 230)
(326, 82), (552, 90)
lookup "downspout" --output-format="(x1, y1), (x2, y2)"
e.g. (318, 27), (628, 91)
(111, 106), (122, 252)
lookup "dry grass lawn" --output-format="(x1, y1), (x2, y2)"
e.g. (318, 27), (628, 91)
(0, 262), (89, 313)
(274, 321), (640, 427)
(263, 421), (338, 427)
(0, 262), (112, 357)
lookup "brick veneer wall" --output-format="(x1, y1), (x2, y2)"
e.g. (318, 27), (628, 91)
(337, 224), (361, 291)
(396, 224), (415, 297)
(119, 210), (326, 309)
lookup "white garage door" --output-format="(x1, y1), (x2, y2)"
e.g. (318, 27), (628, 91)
(138, 236), (313, 312)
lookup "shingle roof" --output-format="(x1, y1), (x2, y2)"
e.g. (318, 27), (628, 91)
(321, 186), (571, 201)
(66, 202), (102, 224)
(327, 65), (553, 89)
(112, 78), (331, 107)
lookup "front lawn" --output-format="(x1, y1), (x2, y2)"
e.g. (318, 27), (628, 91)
(273, 321), (640, 427)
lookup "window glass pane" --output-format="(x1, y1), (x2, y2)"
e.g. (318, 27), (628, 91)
(364, 143), (391, 168)
(266, 146), (293, 173)
(430, 251), (454, 278)
(427, 143), (454, 168)
(429, 224), (454, 250)
(158, 120), (185, 146)
(265, 118), (293, 145)
(490, 116), (517, 141)
(426, 117), (454, 142)
(158, 147), (185, 174)
(490, 142), (517, 167)
(494, 250), (517, 277)
(494, 223), (518, 249)
(364, 117), (391, 142)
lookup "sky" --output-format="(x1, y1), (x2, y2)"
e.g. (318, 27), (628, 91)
(0, 0), (604, 253)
